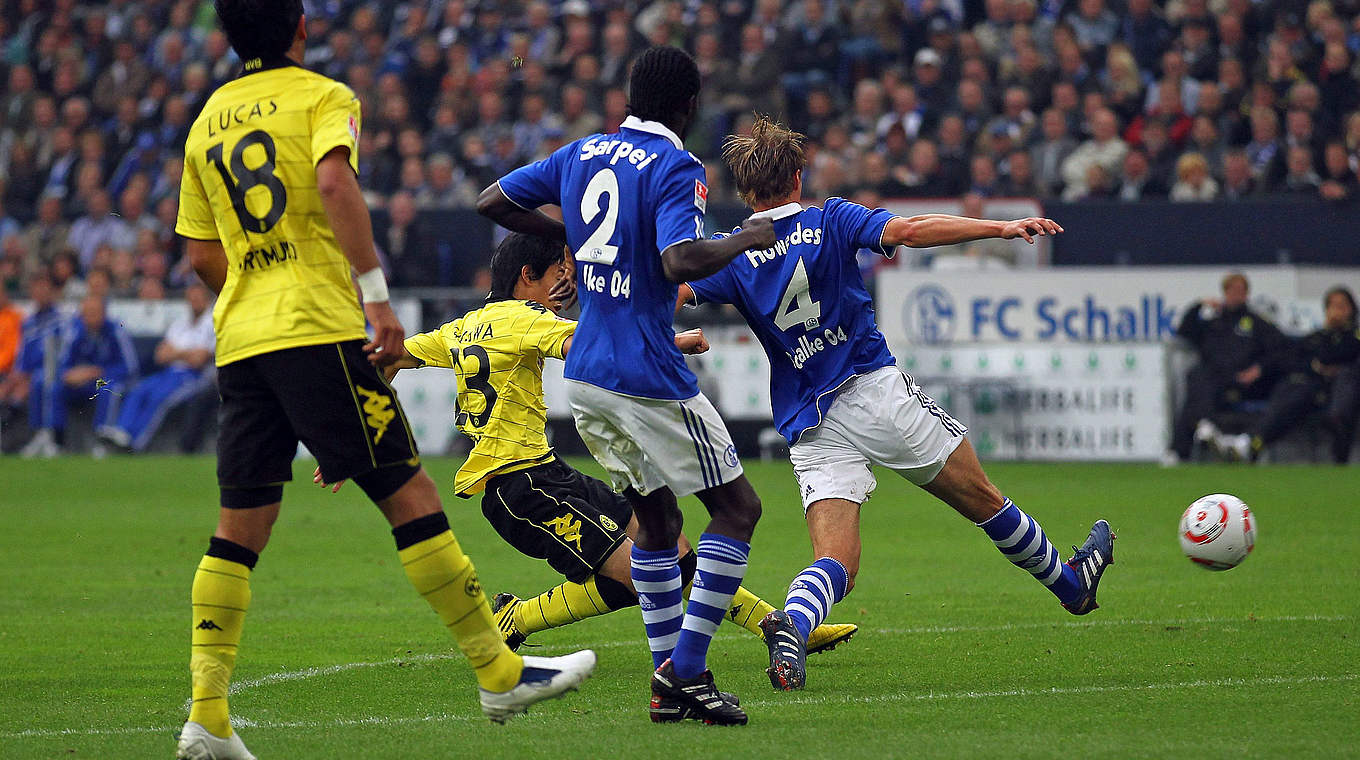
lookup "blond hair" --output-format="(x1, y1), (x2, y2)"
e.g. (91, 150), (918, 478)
(721, 115), (807, 207)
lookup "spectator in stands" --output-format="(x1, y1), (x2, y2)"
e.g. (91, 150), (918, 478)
(1061, 107), (1128, 200)
(0, 280), (19, 378)
(1216, 287), (1360, 464)
(1245, 106), (1286, 190)
(21, 294), (136, 458)
(1319, 141), (1359, 201)
(380, 191), (441, 287)
(1032, 107), (1078, 198)
(1120, 0), (1173, 73)
(1220, 149), (1260, 199)
(1278, 145), (1323, 197)
(97, 282), (214, 452)
(1116, 147), (1169, 200)
(0, 196), (19, 244)
(49, 250), (83, 300)
(66, 189), (128, 272)
(1170, 152), (1220, 201)
(1167, 273), (1287, 464)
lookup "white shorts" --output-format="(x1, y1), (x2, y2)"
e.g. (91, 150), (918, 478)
(788, 366), (966, 511)
(567, 380), (744, 498)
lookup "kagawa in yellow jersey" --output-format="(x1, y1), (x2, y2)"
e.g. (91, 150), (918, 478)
(405, 298), (575, 496)
(176, 61), (368, 365)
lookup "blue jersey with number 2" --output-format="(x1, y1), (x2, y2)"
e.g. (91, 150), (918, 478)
(688, 199), (899, 444)
(497, 117), (707, 400)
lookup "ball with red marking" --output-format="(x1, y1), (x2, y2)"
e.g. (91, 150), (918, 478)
(1179, 493), (1257, 570)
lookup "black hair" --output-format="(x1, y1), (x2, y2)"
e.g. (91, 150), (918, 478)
(627, 46), (701, 123)
(488, 233), (564, 301)
(1325, 285), (1358, 328)
(214, 0), (303, 64)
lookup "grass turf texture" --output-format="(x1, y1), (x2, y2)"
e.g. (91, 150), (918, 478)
(1, 456), (1356, 759)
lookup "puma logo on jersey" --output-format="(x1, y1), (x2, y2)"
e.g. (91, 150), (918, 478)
(355, 386), (395, 444)
(543, 514), (584, 551)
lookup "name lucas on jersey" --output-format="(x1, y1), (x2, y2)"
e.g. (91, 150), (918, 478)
(206, 99), (279, 138)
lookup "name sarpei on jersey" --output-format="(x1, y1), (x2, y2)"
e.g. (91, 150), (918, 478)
(577, 137), (661, 169)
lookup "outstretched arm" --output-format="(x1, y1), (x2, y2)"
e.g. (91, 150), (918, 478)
(660, 216), (776, 283)
(883, 214), (1064, 248)
(476, 183), (567, 243)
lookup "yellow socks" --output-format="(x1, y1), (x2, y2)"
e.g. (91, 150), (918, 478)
(515, 575), (637, 634)
(395, 515), (522, 692)
(188, 540), (256, 738)
(725, 585), (776, 638)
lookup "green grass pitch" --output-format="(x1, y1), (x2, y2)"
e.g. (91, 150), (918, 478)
(2, 456), (1356, 758)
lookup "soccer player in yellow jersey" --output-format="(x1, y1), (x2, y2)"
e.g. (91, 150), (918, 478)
(171, 3), (593, 758)
(318, 233), (856, 720)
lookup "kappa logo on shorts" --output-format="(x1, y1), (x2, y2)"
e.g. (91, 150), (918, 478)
(355, 386), (395, 444)
(599, 515), (619, 532)
(543, 514), (584, 551)
(724, 445), (739, 468)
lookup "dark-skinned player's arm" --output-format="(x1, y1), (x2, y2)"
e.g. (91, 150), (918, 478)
(315, 146), (405, 361)
(882, 214), (1064, 247)
(659, 215), (776, 283)
(476, 183), (568, 243)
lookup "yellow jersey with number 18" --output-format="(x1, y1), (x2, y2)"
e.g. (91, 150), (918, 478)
(403, 299), (576, 497)
(176, 61), (367, 366)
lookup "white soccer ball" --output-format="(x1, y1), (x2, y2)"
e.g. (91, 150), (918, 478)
(1179, 494), (1257, 570)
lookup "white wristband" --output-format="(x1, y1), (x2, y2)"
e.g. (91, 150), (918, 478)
(356, 267), (389, 303)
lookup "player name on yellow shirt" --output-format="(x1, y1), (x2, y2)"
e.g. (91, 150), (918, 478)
(206, 99), (279, 138)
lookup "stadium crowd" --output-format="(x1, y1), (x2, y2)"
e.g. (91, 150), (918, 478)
(2, 0), (1360, 458)
(4, 0), (1360, 296)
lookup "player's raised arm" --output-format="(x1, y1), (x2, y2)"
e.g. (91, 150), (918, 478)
(883, 213), (1064, 247)
(660, 215), (776, 282)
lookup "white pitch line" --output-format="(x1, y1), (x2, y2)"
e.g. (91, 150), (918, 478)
(202, 613), (1350, 698)
(6, 673), (1355, 740)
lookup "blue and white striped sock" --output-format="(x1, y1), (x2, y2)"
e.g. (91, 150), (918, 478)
(631, 545), (683, 669)
(670, 533), (749, 679)
(978, 499), (1082, 604)
(784, 557), (848, 641)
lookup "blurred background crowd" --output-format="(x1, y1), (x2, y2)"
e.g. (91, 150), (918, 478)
(3, 0), (1360, 299)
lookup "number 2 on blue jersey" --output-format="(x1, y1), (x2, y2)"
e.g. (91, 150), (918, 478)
(578, 169), (619, 265)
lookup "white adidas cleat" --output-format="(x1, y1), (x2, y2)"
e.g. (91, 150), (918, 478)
(175, 721), (256, 760)
(479, 649), (597, 723)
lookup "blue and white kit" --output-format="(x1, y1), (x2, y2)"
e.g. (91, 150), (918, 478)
(688, 199), (967, 509)
(498, 116), (742, 496)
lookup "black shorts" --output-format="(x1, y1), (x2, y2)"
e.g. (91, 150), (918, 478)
(481, 458), (633, 583)
(216, 340), (419, 492)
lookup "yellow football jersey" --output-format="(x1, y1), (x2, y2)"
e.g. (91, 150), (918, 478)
(404, 299), (576, 496)
(176, 62), (368, 366)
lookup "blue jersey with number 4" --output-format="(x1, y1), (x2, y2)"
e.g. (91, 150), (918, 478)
(497, 117), (707, 400)
(688, 199), (899, 444)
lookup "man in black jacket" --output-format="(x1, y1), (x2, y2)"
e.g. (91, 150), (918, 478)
(1218, 287), (1360, 463)
(1168, 273), (1288, 462)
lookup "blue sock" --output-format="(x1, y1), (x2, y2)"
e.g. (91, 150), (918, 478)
(631, 544), (683, 669)
(784, 557), (848, 641)
(978, 499), (1082, 604)
(670, 533), (749, 679)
